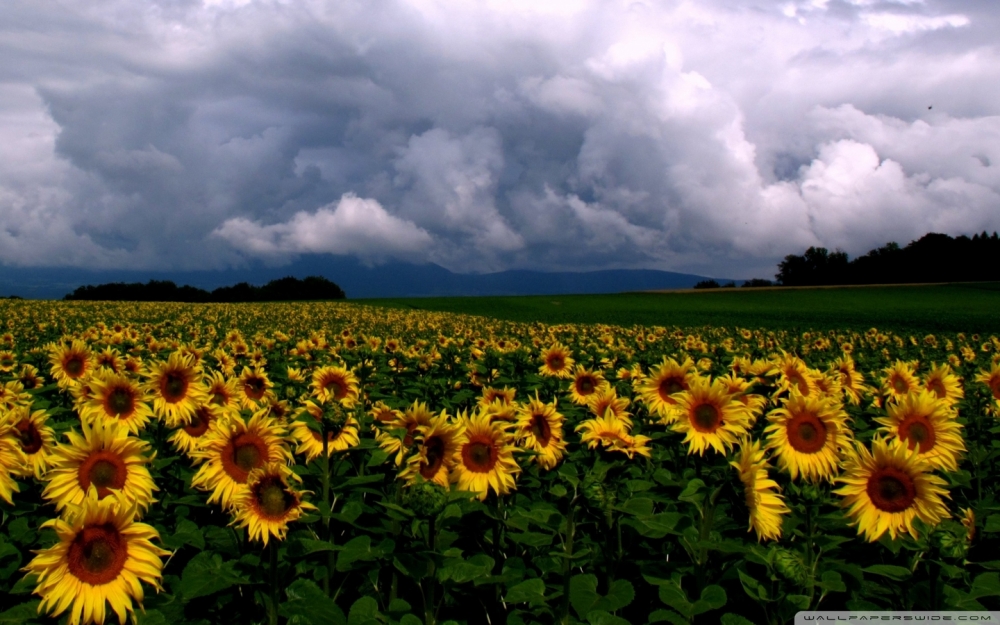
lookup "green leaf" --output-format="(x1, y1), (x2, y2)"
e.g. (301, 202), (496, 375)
(658, 580), (726, 618)
(337, 536), (377, 571)
(135, 610), (170, 625)
(0, 541), (21, 580)
(596, 580), (635, 612)
(984, 514), (1000, 533)
(347, 596), (381, 625)
(505, 578), (546, 606)
(632, 513), (681, 538)
(399, 616), (422, 625)
(438, 553), (495, 584)
(570, 575), (634, 617)
(737, 569), (768, 602)
(177, 551), (250, 600)
(332, 500), (364, 524)
(585, 610), (631, 625)
(508, 531), (553, 548)
(862, 564), (912, 581)
(161, 519), (205, 551)
(618, 497), (654, 516)
(289, 538), (338, 557)
(648, 609), (688, 625)
(817, 570), (846, 593)
(678, 479), (705, 503)
(969, 572), (1000, 600)
(721, 614), (756, 625)
(0, 601), (41, 624)
(784, 595), (810, 610)
(280, 579), (348, 625)
(7, 518), (31, 544)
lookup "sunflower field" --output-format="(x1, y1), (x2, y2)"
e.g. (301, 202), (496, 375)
(0, 299), (999, 625)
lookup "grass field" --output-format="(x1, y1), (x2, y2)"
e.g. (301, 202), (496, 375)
(356, 282), (1000, 333)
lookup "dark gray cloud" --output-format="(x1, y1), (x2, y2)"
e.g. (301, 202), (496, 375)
(0, 0), (997, 279)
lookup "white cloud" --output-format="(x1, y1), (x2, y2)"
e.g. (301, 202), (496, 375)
(212, 193), (433, 262)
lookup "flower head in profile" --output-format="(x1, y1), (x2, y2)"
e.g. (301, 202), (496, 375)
(731, 438), (789, 542)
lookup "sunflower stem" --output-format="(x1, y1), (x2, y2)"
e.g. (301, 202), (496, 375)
(425, 515), (438, 625)
(560, 497), (577, 625)
(268, 539), (279, 625)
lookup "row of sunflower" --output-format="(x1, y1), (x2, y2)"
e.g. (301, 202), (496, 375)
(0, 305), (997, 623)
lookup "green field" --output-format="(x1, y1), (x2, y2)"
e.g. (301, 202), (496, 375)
(357, 282), (1000, 332)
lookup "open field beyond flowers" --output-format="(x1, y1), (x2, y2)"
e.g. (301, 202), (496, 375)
(0, 298), (999, 624)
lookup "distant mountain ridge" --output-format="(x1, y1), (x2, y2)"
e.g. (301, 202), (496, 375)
(0, 255), (720, 300)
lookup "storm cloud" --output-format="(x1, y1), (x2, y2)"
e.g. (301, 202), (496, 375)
(1, 0), (997, 279)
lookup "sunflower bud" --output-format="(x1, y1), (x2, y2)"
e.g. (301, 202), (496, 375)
(770, 547), (810, 588)
(404, 479), (448, 519)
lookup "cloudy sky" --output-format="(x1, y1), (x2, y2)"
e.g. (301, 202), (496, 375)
(1, 0), (997, 279)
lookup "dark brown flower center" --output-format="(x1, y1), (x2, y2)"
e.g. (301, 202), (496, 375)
(786, 413), (828, 454)
(891, 375), (909, 394)
(898, 416), (936, 453)
(222, 433), (269, 483)
(64, 356), (85, 377)
(462, 439), (496, 472)
(16, 420), (43, 454)
(162, 372), (188, 402)
(106, 387), (134, 416)
(78, 451), (128, 498)
(67, 524), (128, 585)
(577, 377), (595, 395)
(255, 477), (293, 518)
(866, 467), (917, 513)
(530, 414), (551, 446)
(691, 403), (721, 432)
(244, 377), (266, 399)
(658, 377), (685, 402)
(420, 436), (447, 478)
(183, 407), (213, 437)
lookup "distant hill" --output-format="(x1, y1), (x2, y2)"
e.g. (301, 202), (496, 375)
(0, 255), (720, 300)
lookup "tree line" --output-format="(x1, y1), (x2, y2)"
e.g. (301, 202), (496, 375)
(774, 232), (1000, 286)
(63, 275), (346, 302)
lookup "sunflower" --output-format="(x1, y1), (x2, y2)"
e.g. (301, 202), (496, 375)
(575, 413), (651, 459)
(636, 356), (695, 420)
(731, 439), (789, 542)
(289, 400), (360, 462)
(23, 490), (169, 625)
(231, 462), (316, 546)
(0, 349), (15, 372)
(0, 380), (30, 410)
(922, 363), (963, 406)
(81, 371), (155, 435)
(767, 352), (817, 398)
(478, 386), (516, 410)
(451, 409), (521, 500)
(144, 351), (209, 427)
(539, 343), (575, 379)
(0, 413), (28, 504)
(975, 363), (1000, 405)
(376, 401), (434, 465)
(587, 387), (632, 425)
(829, 355), (865, 405)
(167, 403), (221, 458)
(7, 404), (57, 480)
(94, 347), (124, 374)
(203, 370), (241, 416)
(310, 365), (360, 407)
(42, 418), (157, 516)
(237, 366), (274, 410)
(763, 391), (850, 483)
(717, 373), (767, 423)
(873, 390), (965, 472)
(48, 340), (94, 388)
(668, 376), (752, 456)
(191, 411), (292, 511)
(835, 437), (950, 542)
(881, 361), (921, 403)
(398, 412), (462, 487)
(568, 366), (610, 406)
(514, 394), (567, 470)
(369, 401), (402, 427)
(17, 364), (45, 389)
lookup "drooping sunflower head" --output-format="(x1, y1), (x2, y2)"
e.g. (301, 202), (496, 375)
(42, 417), (157, 515)
(874, 390), (965, 472)
(0, 379), (30, 410)
(637, 356), (695, 418)
(452, 410), (521, 501)
(398, 411), (462, 487)
(94, 346), (124, 374)
(232, 462), (316, 546)
(568, 365), (610, 406)
(144, 351), (209, 427)
(514, 394), (567, 470)
(830, 355), (866, 405)
(575, 412), (651, 459)
(881, 360), (921, 402)
(923, 363), (963, 406)
(48, 340), (94, 388)
(977, 363), (1000, 403)
(7, 404), (57, 480)
(0, 413), (28, 504)
(669, 375), (752, 456)
(237, 366), (274, 410)
(168, 403), (222, 458)
(768, 352), (818, 398)
(310, 365), (360, 407)
(716, 372), (767, 422)
(369, 401), (403, 426)
(377, 400), (435, 465)
(290, 400), (360, 462)
(23, 489), (170, 625)
(587, 387), (632, 425)
(762, 390), (851, 483)
(191, 411), (292, 511)
(834, 437), (951, 542)
(478, 386), (516, 409)
(730, 438), (789, 542)
(539, 343), (575, 379)
(204, 370), (241, 416)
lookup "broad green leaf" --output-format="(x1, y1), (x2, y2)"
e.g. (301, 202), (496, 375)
(347, 596), (381, 625)
(161, 519), (205, 551)
(817, 570), (847, 593)
(570, 574), (601, 618)
(0, 541), (21, 580)
(648, 609), (688, 625)
(585, 610), (631, 625)
(508, 531), (553, 548)
(505, 578), (546, 606)
(0, 601), (41, 624)
(134, 610), (170, 625)
(983, 514), (1000, 533)
(721, 613), (756, 625)
(438, 553), (494, 584)
(863, 565), (912, 581)
(280, 579), (347, 625)
(177, 552), (250, 600)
